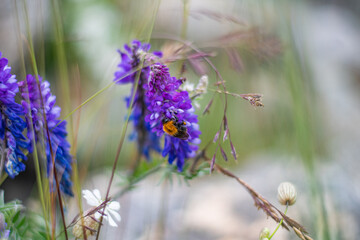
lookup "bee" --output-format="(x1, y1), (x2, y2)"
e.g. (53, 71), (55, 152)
(162, 116), (189, 140)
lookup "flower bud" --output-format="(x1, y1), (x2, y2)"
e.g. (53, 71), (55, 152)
(259, 227), (270, 239)
(72, 214), (99, 239)
(277, 182), (297, 206)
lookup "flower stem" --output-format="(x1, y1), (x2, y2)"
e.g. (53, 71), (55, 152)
(16, 0), (51, 238)
(95, 2), (161, 239)
(0, 138), (5, 180)
(269, 204), (289, 240)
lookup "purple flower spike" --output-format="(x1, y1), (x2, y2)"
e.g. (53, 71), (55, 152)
(19, 75), (73, 196)
(114, 41), (201, 170)
(145, 63), (201, 171)
(114, 40), (162, 160)
(114, 40), (162, 85)
(0, 52), (29, 178)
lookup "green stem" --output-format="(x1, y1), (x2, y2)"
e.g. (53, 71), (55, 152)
(0, 173), (7, 186)
(177, 0), (190, 75)
(56, 81), (114, 127)
(95, 2), (161, 239)
(18, 1), (51, 238)
(23, 0), (69, 238)
(0, 137), (5, 180)
(55, 63), (148, 128)
(51, 0), (71, 115)
(180, 0), (190, 39)
(269, 204), (289, 240)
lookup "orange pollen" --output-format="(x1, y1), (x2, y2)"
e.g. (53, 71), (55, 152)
(163, 121), (178, 136)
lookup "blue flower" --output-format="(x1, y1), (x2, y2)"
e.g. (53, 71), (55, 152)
(19, 75), (73, 196)
(0, 52), (29, 178)
(114, 40), (162, 160)
(145, 63), (201, 171)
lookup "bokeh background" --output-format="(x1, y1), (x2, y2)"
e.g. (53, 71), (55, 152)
(1, 0), (360, 239)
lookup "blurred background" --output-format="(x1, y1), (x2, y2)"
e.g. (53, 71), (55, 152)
(1, 0), (360, 239)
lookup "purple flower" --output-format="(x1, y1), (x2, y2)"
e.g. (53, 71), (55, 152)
(114, 40), (162, 159)
(19, 75), (73, 196)
(145, 63), (201, 170)
(0, 229), (9, 240)
(0, 52), (29, 178)
(114, 41), (201, 170)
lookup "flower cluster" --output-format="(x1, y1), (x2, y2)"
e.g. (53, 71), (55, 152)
(19, 75), (73, 196)
(0, 51), (73, 195)
(145, 63), (201, 170)
(114, 40), (162, 159)
(114, 41), (202, 170)
(0, 52), (29, 178)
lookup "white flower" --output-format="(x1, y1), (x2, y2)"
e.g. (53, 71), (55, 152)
(82, 189), (121, 227)
(277, 182), (297, 206)
(195, 75), (208, 94)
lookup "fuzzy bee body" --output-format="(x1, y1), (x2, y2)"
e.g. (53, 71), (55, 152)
(162, 117), (189, 140)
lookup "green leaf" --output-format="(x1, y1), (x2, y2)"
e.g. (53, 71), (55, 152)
(17, 216), (27, 230)
(36, 231), (49, 240)
(12, 210), (21, 223)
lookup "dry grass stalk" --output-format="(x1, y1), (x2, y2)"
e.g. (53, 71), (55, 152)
(211, 162), (312, 240)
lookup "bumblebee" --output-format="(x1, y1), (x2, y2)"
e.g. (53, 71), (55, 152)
(162, 117), (189, 140)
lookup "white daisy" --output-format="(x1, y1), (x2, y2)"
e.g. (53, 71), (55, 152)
(82, 189), (121, 227)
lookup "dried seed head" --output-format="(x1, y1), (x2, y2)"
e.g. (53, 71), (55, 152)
(240, 93), (264, 107)
(292, 226), (313, 240)
(72, 214), (99, 239)
(277, 182), (297, 206)
(305, 235), (314, 240)
(161, 42), (189, 63)
(259, 227), (270, 239)
(293, 227), (306, 240)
